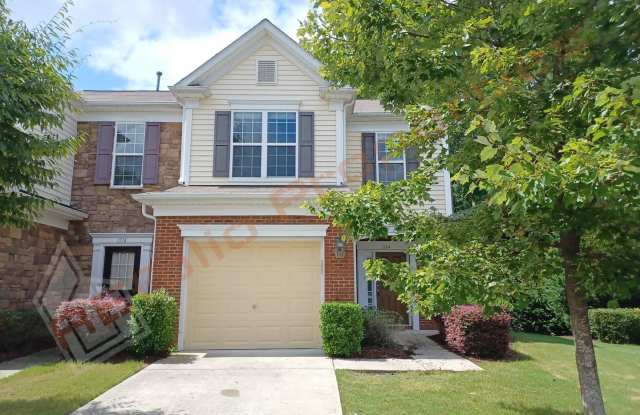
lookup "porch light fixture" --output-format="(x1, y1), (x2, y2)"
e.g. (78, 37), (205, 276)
(334, 237), (346, 258)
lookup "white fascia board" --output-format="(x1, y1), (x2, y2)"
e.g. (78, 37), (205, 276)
(37, 203), (88, 230)
(131, 190), (333, 217)
(176, 19), (326, 87)
(179, 224), (329, 238)
(78, 107), (182, 123)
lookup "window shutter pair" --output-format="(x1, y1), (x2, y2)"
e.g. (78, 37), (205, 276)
(212, 111), (315, 178)
(94, 122), (161, 185)
(361, 132), (420, 184)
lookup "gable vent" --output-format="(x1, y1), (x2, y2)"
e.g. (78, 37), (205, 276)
(257, 60), (277, 83)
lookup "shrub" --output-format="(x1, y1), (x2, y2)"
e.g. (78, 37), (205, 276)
(362, 309), (403, 347)
(129, 289), (178, 356)
(510, 275), (571, 336)
(0, 308), (53, 355)
(320, 302), (364, 357)
(589, 308), (640, 344)
(443, 305), (512, 359)
(511, 298), (571, 336)
(53, 296), (128, 350)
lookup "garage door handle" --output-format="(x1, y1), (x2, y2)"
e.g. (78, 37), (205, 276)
(252, 304), (257, 310)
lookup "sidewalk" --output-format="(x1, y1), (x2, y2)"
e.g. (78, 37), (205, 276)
(0, 348), (61, 379)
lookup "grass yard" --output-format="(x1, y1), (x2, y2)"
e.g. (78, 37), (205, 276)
(0, 359), (146, 415)
(337, 332), (640, 415)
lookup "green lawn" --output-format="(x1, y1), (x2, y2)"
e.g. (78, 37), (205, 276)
(337, 332), (640, 415)
(0, 359), (146, 415)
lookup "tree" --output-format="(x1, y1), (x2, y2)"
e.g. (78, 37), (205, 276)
(300, 1), (640, 414)
(0, 0), (81, 228)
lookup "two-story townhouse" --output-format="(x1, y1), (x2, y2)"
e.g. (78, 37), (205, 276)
(1, 19), (452, 350)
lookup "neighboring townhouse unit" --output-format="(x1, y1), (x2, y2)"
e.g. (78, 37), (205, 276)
(1, 19), (452, 350)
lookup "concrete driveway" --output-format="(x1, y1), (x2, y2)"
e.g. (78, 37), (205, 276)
(73, 349), (341, 415)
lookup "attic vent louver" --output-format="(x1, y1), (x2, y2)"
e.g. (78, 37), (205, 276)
(257, 60), (277, 83)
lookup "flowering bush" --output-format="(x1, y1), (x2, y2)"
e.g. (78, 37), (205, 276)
(443, 305), (512, 359)
(53, 296), (129, 350)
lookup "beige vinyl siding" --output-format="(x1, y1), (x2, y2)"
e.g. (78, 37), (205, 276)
(35, 112), (77, 205)
(346, 122), (449, 215)
(189, 42), (336, 185)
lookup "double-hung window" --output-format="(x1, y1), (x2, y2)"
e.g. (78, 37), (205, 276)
(231, 111), (297, 178)
(112, 122), (145, 186)
(376, 132), (405, 184)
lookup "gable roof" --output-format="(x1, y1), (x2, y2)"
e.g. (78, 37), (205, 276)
(174, 19), (327, 87)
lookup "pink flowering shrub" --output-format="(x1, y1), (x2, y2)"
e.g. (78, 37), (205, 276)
(53, 296), (129, 350)
(442, 305), (512, 359)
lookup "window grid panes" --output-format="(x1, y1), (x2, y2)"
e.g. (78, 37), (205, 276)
(109, 251), (135, 290)
(376, 132), (405, 184)
(232, 112), (262, 143)
(231, 111), (297, 178)
(232, 146), (261, 178)
(113, 122), (144, 186)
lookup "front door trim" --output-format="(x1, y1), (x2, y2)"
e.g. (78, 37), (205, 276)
(356, 240), (420, 330)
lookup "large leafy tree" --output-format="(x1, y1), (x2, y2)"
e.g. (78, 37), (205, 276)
(0, 0), (81, 227)
(300, 1), (640, 414)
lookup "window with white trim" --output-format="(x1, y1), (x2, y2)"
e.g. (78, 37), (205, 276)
(113, 122), (145, 186)
(231, 111), (297, 178)
(376, 132), (405, 184)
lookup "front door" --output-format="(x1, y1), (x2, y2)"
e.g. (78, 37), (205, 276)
(374, 251), (409, 323)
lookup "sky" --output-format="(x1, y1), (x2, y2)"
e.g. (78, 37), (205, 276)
(7, 0), (310, 90)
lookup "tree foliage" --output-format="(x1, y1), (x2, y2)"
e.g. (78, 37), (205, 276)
(0, 0), (81, 227)
(301, 1), (640, 412)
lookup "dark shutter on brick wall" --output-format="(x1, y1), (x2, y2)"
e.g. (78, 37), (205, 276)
(95, 122), (115, 184)
(213, 111), (231, 177)
(143, 122), (161, 185)
(298, 112), (314, 177)
(405, 146), (420, 176)
(361, 132), (376, 183)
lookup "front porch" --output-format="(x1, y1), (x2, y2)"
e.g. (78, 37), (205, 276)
(356, 240), (437, 330)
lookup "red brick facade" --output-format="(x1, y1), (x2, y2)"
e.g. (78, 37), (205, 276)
(151, 216), (355, 308)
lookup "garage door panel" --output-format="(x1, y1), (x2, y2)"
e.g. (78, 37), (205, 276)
(184, 239), (322, 349)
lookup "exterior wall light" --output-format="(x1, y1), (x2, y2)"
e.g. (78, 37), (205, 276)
(335, 237), (346, 258)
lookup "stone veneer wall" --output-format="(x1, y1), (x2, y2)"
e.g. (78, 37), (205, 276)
(0, 224), (80, 309)
(151, 216), (356, 310)
(70, 121), (182, 281)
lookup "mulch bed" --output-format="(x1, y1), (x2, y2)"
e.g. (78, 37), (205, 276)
(354, 345), (413, 359)
(105, 349), (166, 365)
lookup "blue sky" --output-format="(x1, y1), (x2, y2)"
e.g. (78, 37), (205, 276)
(7, 0), (310, 90)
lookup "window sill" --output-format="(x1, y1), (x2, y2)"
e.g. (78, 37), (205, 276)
(110, 185), (144, 190)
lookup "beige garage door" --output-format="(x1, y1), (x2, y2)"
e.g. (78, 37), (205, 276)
(184, 239), (322, 350)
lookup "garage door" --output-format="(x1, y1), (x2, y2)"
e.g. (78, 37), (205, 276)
(184, 239), (322, 349)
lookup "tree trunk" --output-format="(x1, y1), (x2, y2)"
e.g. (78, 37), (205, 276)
(560, 230), (606, 415)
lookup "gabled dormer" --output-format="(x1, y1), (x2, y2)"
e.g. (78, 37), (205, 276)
(170, 19), (355, 187)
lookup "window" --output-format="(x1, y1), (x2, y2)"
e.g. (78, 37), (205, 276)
(103, 247), (140, 293)
(376, 132), (405, 184)
(113, 122), (145, 186)
(231, 111), (297, 178)
(257, 60), (277, 83)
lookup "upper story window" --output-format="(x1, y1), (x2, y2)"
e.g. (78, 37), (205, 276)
(231, 111), (297, 178)
(257, 60), (277, 84)
(112, 122), (145, 187)
(376, 132), (406, 184)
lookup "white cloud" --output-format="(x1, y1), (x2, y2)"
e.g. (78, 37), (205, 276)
(8, 0), (310, 89)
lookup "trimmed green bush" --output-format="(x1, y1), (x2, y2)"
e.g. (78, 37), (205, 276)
(129, 289), (178, 356)
(320, 302), (364, 357)
(0, 308), (53, 355)
(589, 308), (640, 344)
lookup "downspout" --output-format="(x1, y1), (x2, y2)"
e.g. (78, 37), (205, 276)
(141, 203), (157, 292)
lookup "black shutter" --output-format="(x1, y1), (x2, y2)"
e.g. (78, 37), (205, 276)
(361, 132), (376, 183)
(213, 111), (231, 177)
(298, 112), (314, 177)
(405, 146), (420, 176)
